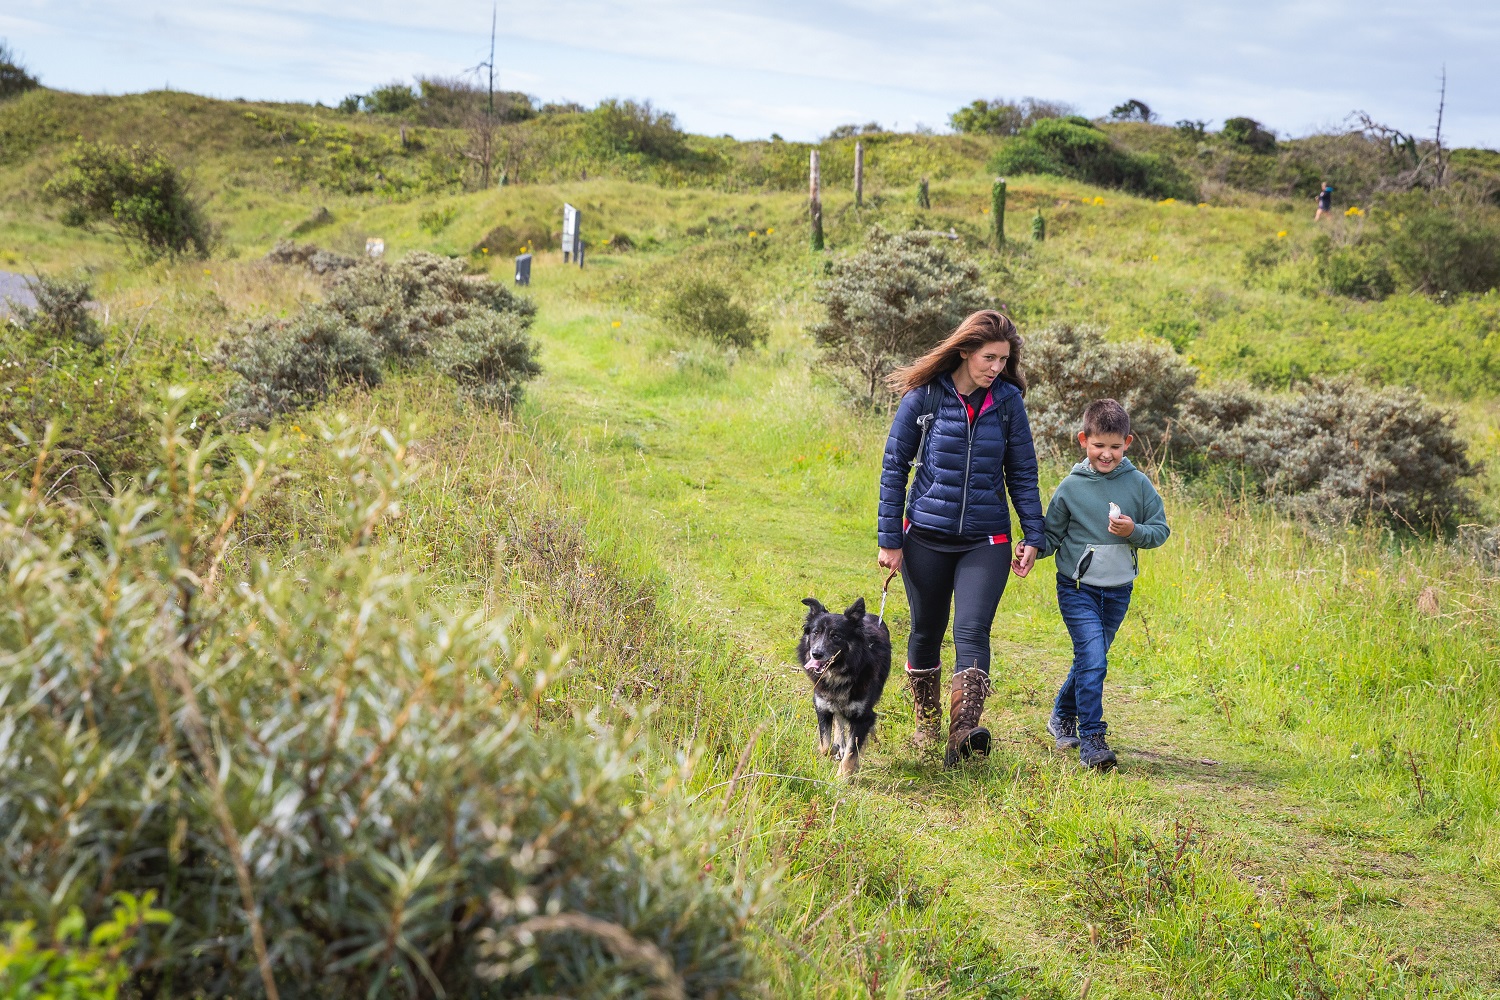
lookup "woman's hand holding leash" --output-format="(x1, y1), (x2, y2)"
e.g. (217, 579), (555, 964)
(1010, 544), (1038, 578)
(877, 546), (904, 574)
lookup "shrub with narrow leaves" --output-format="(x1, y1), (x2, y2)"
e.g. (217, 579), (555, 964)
(1186, 376), (1476, 526)
(325, 250), (537, 358)
(0, 407), (765, 999)
(221, 251), (541, 421)
(215, 308), (382, 423)
(1023, 323), (1198, 459)
(432, 311), (544, 409)
(812, 227), (988, 402)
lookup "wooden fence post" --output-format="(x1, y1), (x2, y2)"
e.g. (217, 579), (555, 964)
(992, 177), (1007, 247)
(854, 141), (864, 209)
(918, 176), (930, 210)
(810, 149), (824, 251)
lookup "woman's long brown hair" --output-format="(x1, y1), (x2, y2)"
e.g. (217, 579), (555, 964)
(884, 310), (1026, 397)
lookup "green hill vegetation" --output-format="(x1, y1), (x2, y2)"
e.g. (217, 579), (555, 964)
(3, 82), (1500, 997)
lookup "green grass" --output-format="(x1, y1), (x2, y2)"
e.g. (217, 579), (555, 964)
(5, 89), (1500, 997)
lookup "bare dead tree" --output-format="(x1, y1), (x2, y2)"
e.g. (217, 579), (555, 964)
(1433, 64), (1448, 187)
(462, 5), (500, 188)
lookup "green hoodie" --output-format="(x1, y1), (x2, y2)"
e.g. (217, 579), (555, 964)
(1043, 457), (1170, 587)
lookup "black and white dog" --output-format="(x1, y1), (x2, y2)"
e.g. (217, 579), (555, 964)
(797, 597), (891, 777)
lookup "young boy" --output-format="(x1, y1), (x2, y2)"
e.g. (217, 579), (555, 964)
(1041, 399), (1170, 770)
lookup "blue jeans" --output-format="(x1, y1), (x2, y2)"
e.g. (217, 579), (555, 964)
(1053, 576), (1133, 738)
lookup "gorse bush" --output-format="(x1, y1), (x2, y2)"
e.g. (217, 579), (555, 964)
(989, 118), (1196, 200)
(658, 276), (765, 349)
(0, 408), (765, 999)
(43, 141), (212, 259)
(432, 312), (544, 409)
(1022, 325), (1476, 526)
(216, 309), (383, 422)
(1024, 323), (1199, 458)
(1186, 376), (1477, 527)
(812, 227), (988, 402)
(223, 251), (541, 420)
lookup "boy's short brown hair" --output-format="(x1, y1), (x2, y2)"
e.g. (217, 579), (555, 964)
(1082, 398), (1131, 439)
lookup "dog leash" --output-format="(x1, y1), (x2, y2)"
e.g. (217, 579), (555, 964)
(877, 567), (899, 624)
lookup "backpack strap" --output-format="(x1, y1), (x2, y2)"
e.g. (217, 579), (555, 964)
(905, 382), (944, 517)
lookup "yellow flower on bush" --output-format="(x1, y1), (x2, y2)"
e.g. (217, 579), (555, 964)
(1159, 198), (1176, 205)
(612, 320), (621, 328)
(1276, 230), (1288, 239)
(1197, 202), (1209, 208)
(749, 230), (758, 238)
(766, 227), (775, 234)
(1092, 196), (1105, 206)
(481, 247), (489, 254)
(1345, 205), (1364, 217)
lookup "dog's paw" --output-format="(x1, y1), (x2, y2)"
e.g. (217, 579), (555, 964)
(838, 753), (860, 778)
(830, 743), (845, 761)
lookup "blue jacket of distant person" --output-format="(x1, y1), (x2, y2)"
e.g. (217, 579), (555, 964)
(878, 374), (1047, 553)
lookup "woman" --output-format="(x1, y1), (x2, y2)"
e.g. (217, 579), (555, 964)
(877, 310), (1046, 766)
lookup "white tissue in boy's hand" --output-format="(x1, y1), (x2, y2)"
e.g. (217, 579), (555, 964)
(1108, 502), (1121, 520)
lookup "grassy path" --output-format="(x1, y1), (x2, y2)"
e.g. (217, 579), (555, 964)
(497, 259), (1500, 998)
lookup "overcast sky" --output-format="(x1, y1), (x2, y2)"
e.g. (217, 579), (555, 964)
(4, 1), (1497, 147)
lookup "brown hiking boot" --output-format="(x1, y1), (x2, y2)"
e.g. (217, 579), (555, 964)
(945, 667), (993, 768)
(906, 665), (942, 751)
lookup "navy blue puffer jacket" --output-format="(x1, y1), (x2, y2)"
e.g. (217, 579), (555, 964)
(878, 375), (1047, 552)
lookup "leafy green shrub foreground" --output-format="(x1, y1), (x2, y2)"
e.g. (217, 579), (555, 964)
(0, 410), (763, 998)
(1024, 325), (1476, 526)
(221, 251), (540, 421)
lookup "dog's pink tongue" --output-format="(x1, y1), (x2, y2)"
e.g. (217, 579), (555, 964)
(804, 659), (821, 671)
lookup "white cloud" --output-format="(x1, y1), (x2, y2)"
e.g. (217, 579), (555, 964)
(3, 0), (1497, 144)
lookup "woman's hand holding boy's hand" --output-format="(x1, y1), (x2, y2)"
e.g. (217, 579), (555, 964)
(878, 547), (904, 574)
(1011, 544), (1038, 578)
(1108, 513), (1135, 537)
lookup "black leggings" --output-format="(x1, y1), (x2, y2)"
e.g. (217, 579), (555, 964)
(901, 534), (1012, 675)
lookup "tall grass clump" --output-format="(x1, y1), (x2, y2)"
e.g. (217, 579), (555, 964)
(812, 227), (988, 402)
(0, 407), (765, 999)
(43, 141), (212, 259)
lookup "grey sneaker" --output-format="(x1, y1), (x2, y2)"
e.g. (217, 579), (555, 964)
(1079, 733), (1117, 771)
(1046, 713), (1081, 750)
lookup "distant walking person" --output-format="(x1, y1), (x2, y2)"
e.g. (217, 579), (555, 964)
(877, 310), (1047, 767)
(1315, 181), (1333, 220)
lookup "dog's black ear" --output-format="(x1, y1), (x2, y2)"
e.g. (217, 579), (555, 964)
(802, 597), (826, 617)
(843, 597), (866, 620)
